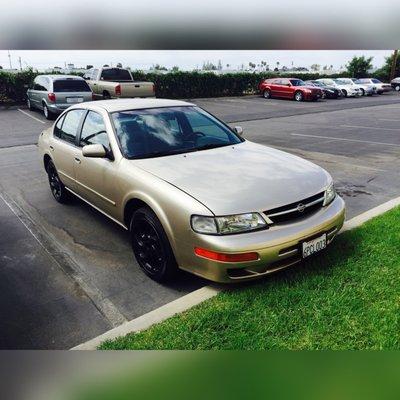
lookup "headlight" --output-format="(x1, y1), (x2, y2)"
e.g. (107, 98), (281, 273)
(323, 182), (336, 206)
(191, 213), (267, 235)
(304, 89), (312, 93)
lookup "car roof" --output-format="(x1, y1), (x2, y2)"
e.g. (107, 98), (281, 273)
(41, 75), (85, 81)
(71, 98), (195, 113)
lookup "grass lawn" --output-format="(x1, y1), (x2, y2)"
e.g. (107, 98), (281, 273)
(100, 207), (400, 350)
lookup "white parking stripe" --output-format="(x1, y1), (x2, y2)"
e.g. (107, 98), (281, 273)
(378, 118), (400, 122)
(341, 124), (399, 131)
(291, 133), (400, 147)
(18, 108), (46, 124)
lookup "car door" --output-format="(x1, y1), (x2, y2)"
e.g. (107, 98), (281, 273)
(49, 109), (86, 191)
(279, 79), (293, 98)
(74, 110), (118, 218)
(269, 79), (282, 97)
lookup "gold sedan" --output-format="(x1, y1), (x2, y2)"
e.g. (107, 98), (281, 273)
(38, 99), (345, 283)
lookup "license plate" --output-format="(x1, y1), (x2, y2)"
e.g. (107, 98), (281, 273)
(302, 233), (326, 258)
(66, 97), (83, 103)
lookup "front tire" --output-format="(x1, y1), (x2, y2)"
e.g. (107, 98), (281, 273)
(395, 85), (400, 92)
(342, 90), (348, 97)
(47, 160), (70, 203)
(130, 207), (178, 282)
(360, 88), (365, 96)
(294, 91), (303, 101)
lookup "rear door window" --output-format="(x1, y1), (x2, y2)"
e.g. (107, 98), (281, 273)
(100, 68), (132, 81)
(53, 80), (91, 92)
(58, 109), (86, 145)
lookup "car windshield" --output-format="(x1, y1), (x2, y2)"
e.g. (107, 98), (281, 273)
(111, 106), (243, 159)
(334, 79), (350, 86)
(290, 79), (306, 86)
(53, 79), (91, 92)
(101, 68), (132, 82)
(312, 81), (324, 87)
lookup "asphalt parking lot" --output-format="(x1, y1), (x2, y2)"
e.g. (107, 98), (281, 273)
(1, 92), (399, 348)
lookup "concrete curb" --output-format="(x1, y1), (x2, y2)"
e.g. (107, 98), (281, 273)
(71, 197), (400, 350)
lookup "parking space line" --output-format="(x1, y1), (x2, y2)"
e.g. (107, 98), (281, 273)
(0, 191), (127, 328)
(18, 108), (46, 124)
(378, 118), (400, 122)
(341, 124), (399, 131)
(291, 133), (400, 147)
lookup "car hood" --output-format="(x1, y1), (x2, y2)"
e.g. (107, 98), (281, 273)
(132, 141), (330, 215)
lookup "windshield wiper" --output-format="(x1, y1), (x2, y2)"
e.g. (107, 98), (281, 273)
(193, 143), (230, 152)
(130, 148), (190, 159)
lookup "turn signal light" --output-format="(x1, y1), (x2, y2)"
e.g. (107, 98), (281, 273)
(48, 93), (56, 102)
(194, 247), (259, 262)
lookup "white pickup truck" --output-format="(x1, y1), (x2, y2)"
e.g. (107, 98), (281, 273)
(83, 67), (155, 99)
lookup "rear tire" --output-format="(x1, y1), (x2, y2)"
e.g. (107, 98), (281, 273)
(130, 207), (178, 282)
(43, 103), (54, 120)
(262, 89), (271, 99)
(342, 90), (348, 97)
(395, 85), (400, 92)
(103, 91), (111, 100)
(294, 91), (303, 101)
(27, 98), (34, 111)
(360, 88), (365, 96)
(47, 160), (70, 203)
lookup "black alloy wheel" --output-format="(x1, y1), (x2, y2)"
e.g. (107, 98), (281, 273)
(130, 207), (178, 282)
(47, 161), (70, 203)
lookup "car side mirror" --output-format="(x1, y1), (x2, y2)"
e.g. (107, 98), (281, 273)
(233, 126), (243, 136)
(82, 144), (107, 158)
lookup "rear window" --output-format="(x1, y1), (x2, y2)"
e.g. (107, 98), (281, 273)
(100, 68), (132, 82)
(53, 80), (91, 92)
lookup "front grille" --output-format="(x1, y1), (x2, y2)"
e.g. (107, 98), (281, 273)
(264, 192), (325, 224)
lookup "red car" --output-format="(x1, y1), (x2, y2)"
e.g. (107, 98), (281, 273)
(259, 78), (323, 101)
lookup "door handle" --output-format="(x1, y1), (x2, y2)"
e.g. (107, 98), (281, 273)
(74, 157), (81, 164)
(49, 145), (54, 151)
(134, 85), (140, 88)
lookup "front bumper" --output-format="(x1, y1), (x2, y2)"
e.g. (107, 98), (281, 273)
(178, 196), (345, 283)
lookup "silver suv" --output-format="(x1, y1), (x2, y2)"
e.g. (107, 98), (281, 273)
(27, 75), (93, 119)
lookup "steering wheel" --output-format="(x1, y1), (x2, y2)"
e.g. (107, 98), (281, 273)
(185, 131), (206, 142)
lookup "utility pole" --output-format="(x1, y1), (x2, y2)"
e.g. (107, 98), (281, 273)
(8, 50), (12, 69)
(390, 49), (398, 81)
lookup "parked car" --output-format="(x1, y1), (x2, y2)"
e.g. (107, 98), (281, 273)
(304, 80), (342, 99)
(356, 78), (392, 94)
(38, 99), (345, 283)
(259, 78), (323, 101)
(315, 79), (361, 97)
(390, 77), (400, 92)
(83, 67), (155, 99)
(346, 78), (375, 96)
(27, 75), (93, 119)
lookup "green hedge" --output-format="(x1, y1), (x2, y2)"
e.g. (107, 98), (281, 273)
(0, 69), (351, 105)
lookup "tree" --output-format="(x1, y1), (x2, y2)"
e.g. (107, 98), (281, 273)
(346, 56), (373, 78)
(217, 60), (223, 70)
(86, 65), (93, 70)
(202, 61), (217, 70)
(171, 66), (179, 72)
(310, 64), (320, 72)
(374, 51), (400, 81)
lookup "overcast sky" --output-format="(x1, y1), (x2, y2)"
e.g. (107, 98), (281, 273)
(0, 50), (393, 71)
